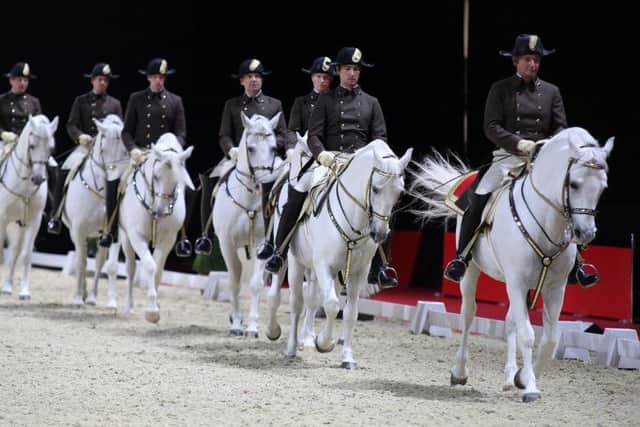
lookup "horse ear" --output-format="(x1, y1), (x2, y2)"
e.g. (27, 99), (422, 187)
(399, 148), (414, 170)
(179, 145), (194, 162)
(152, 143), (166, 161)
(241, 111), (250, 128)
(49, 116), (59, 133)
(602, 137), (614, 158)
(94, 118), (106, 134)
(182, 168), (195, 190)
(269, 112), (282, 130)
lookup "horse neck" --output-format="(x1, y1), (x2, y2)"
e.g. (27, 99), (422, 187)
(3, 129), (34, 189)
(330, 154), (372, 232)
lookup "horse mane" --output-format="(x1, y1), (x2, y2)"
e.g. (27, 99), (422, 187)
(544, 127), (609, 171)
(355, 139), (405, 175)
(154, 133), (184, 153)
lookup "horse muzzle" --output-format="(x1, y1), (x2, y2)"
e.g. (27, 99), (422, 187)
(31, 175), (46, 185)
(369, 228), (389, 244)
(573, 227), (596, 245)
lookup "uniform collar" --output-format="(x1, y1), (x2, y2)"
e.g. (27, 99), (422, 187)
(7, 91), (28, 99)
(336, 85), (361, 97)
(90, 91), (106, 101)
(146, 88), (165, 99)
(242, 91), (264, 104)
(308, 90), (320, 101)
(512, 74), (539, 92)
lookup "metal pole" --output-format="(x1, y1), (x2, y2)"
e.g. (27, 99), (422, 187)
(463, 0), (470, 160)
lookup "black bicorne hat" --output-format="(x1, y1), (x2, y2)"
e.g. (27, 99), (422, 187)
(138, 58), (176, 76)
(499, 34), (556, 57)
(332, 47), (373, 68)
(5, 62), (37, 79)
(231, 58), (272, 79)
(84, 62), (119, 79)
(301, 56), (335, 75)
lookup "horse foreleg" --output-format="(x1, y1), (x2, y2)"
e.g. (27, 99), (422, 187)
(17, 222), (39, 301)
(146, 239), (171, 323)
(286, 259), (305, 358)
(503, 306), (518, 390)
(535, 284), (566, 378)
(0, 222), (13, 295)
(87, 242), (108, 306)
(71, 235), (89, 305)
(245, 258), (265, 338)
(265, 271), (285, 341)
(298, 270), (320, 348)
(121, 233), (136, 314)
(104, 243), (121, 309)
(339, 269), (366, 370)
(315, 264), (339, 353)
(507, 280), (541, 402)
(2, 225), (24, 295)
(220, 242), (243, 336)
(451, 264), (480, 386)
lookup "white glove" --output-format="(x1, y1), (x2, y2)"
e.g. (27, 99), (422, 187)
(48, 156), (58, 167)
(516, 139), (536, 155)
(78, 134), (93, 145)
(1, 131), (17, 143)
(317, 151), (335, 168)
(228, 146), (239, 161)
(130, 148), (144, 165)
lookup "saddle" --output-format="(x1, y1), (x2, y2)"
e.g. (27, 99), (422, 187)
(445, 170), (510, 228)
(308, 152), (354, 217)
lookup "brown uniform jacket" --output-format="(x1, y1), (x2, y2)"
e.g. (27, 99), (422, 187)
(484, 75), (567, 153)
(307, 85), (387, 158)
(218, 92), (292, 156)
(66, 92), (123, 142)
(0, 92), (42, 135)
(289, 91), (321, 136)
(123, 88), (186, 150)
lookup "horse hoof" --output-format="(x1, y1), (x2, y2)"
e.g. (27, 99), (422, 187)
(0, 289), (12, 295)
(244, 330), (259, 339)
(514, 368), (526, 390)
(145, 311), (160, 323)
(502, 383), (514, 391)
(450, 373), (468, 386)
(314, 336), (335, 353)
(337, 338), (344, 346)
(266, 325), (282, 341)
(107, 301), (118, 309)
(341, 361), (358, 370)
(229, 329), (243, 337)
(86, 299), (96, 306)
(18, 295), (31, 301)
(522, 392), (541, 403)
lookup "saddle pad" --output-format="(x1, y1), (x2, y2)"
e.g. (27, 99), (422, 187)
(444, 170), (478, 216)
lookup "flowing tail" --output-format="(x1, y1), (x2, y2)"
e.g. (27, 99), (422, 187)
(408, 149), (470, 222)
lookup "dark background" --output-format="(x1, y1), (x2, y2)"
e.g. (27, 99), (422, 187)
(3, 1), (635, 286)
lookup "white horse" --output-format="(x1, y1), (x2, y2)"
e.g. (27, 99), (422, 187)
(119, 133), (194, 322)
(62, 115), (129, 307)
(265, 132), (322, 348)
(212, 112), (280, 337)
(0, 115), (58, 300)
(282, 140), (412, 368)
(410, 127), (613, 402)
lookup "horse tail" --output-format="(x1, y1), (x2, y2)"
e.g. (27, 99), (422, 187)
(408, 149), (470, 223)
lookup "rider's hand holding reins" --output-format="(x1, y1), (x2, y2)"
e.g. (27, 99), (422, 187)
(1, 131), (17, 143)
(517, 139), (537, 156)
(77, 134), (93, 145)
(130, 147), (145, 166)
(228, 146), (239, 161)
(317, 150), (335, 168)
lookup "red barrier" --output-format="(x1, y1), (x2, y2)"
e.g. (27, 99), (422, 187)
(442, 231), (633, 321)
(388, 230), (422, 288)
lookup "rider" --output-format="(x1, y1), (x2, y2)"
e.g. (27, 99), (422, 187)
(195, 58), (292, 255)
(0, 62), (42, 150)
(256, 55), (335, 260)
(264, 47), (398, 289)
(444, 34), (599, 288)
(47, 62), (123, 234)
(99, 58), (192, 257)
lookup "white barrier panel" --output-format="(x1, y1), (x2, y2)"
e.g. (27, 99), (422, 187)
(410, 301), (451, 337)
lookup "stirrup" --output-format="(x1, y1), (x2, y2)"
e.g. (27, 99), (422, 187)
(47, 217), (62, 235)
(175, 239), (193, 258)
(377, 265), (399, 289)
(98, 232), (113, 248)
(265, 253), (284, 273)
(256, 241), (275, 260)
(194, 236), (213, 255)
(443, 257), (467, 283)
(576, 263), (599, 288)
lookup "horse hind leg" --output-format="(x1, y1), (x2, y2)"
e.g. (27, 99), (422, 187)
(450, 263), (480, 386)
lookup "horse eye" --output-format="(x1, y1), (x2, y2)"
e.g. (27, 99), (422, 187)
(372, 186), (380, 195)
(570, 182), (579, 190)
(247, 147), (255, 153)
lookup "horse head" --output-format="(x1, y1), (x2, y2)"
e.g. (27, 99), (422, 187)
(149, 134), (194, 217)
(238, 112), (279, 184)
(351, 140), (412, 244)
(20, 114), (58, 185)
(93, 114), (128, 181)
(536, 127), (613, 246)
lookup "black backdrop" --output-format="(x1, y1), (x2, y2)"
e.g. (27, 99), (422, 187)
(3, 1), (636, 284)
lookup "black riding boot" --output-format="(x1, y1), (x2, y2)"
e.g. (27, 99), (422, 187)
(367, 226), (399, 288)
(256, 181), (276, 260)
(98, 178), (120, 247)
(567, 248), (600, 288)
(194, 174), (218, 255)
(265, 186), (307, 273)
(444, 192), (490, 282)
(175, 188), (197, 258)
(47, 168), (69, 234)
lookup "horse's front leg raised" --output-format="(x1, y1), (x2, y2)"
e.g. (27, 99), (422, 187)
(339, 268), (367, 369)
(451, 264), (480, 385)
(506, 280), (541, 402)
(286, 258), (305, 357)
(314, 263), (340, 353)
